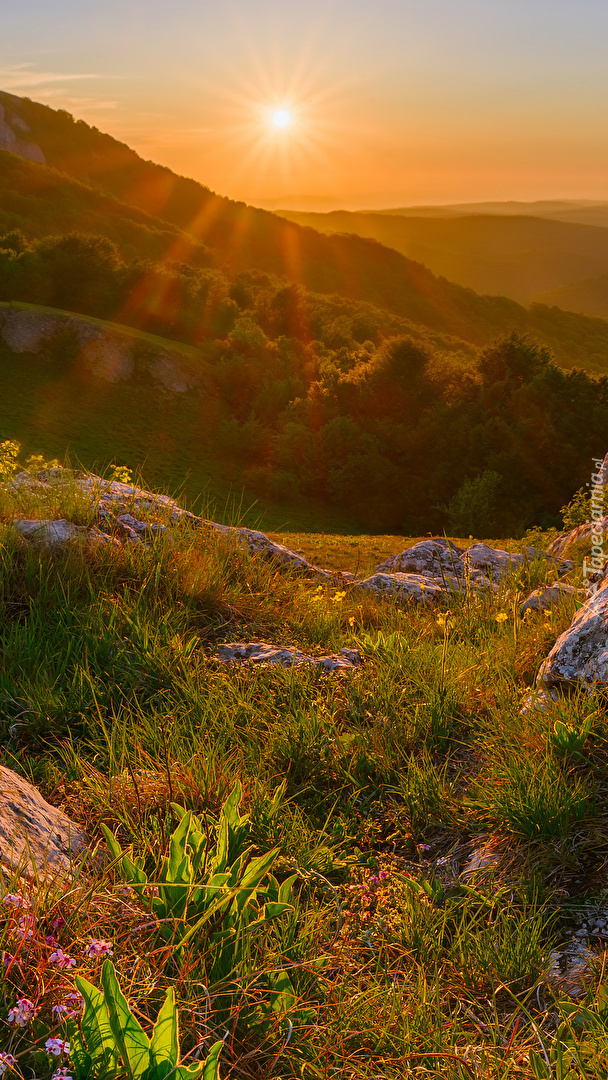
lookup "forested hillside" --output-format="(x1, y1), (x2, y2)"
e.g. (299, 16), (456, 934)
(278, 207), (608, 306)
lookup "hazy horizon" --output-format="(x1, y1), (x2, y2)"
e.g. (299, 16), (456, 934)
(3, 0), (608, 209)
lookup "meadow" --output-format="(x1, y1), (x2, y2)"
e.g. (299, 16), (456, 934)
(0, 462), (606, 1079)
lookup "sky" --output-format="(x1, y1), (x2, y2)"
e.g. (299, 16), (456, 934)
(2, 0), (608, 210)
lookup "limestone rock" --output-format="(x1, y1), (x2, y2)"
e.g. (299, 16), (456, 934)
(0, 103), (45, 164)
(375, 538), (464, 578)
(0, 766), (87, 880)
(1, 310), (58, 353)
(537, 576), (608, 690)
(208, 522), (338, 580)
(217, 643), (362, 671)
(355, 572), (446, 607)
(521, 582), (581, 614)
(11, 518), (112, 549)
(80, 336), (134, 382)
(548, 517), (608, 559)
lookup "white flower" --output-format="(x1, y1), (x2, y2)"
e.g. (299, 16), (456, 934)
(45, 1038), (70, 1057)
(0, 1052), (17, 1075)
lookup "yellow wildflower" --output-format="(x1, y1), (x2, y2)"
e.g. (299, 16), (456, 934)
(495, 612), (508, 623)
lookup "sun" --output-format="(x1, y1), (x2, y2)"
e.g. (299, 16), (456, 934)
(272, 109), (292, 129)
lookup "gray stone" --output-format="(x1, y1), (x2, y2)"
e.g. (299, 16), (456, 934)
(375, 538), (465, 578)
(11, 518), (112, 549)
(521, 581), (581, 613)
(0, 766), (87, 881)
(1, 310), (58, 353)
(355, 572), (446, 606)
(537, 575), (608, 690)
(216, 643), (362, 671)
(548, 517), (608, 559)
(80, 336), (134, 382)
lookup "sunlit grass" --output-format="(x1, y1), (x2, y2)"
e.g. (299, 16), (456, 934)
(0, 477), (606, 1078)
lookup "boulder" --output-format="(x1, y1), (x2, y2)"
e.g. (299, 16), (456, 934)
(11, 518), (113, 549)
(548, 517), (608, 559)
(217, 643), (361, 671)
(535, 576), (608, 691)
(355, 572), (446, 607)
(375, 538), (570, 586)
(375, 538), (464, 578)
(520, 582), (581, 614)
(0, 766), (87, 880)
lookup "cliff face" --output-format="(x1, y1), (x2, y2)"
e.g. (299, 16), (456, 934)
(0, 101), (45, 164)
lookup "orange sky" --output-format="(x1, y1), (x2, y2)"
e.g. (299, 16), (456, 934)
(3, 0), (608, 210)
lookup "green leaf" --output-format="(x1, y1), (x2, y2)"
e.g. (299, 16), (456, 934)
(263, 902), (293, 920)
(150, 988), (179, 1076)
(101, 823), (124, 862)
(75, 973), (119, 1075)
(101, 960), (151, 1080)
(202, 1041), (223, 1080)
(529, 1050), (552, 1079)
(278, 873), (298, 905)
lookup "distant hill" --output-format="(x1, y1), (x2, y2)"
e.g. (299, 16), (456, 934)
(276, 207), (608, 306)
(540, 272), (608, 318)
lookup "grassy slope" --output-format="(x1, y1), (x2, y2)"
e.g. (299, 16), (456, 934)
(0, 472), (606, 1078)
(0, 321), (360, 535)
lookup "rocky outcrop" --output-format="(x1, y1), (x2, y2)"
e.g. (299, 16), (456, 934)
(520, 582), (581, 614)
(0, 307), (200, 394)
(0, 103), (45, 164)
(0, 766), (87, 880)
(217, 643), (361, 671)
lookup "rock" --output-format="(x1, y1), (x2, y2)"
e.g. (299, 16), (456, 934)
(0, 103), (45, 164)
(537, 575), (608, 691)
(375, 538), (465, 577)
(147, 352), (196, 393)
(521, 582), (581, 613)
(520, 686), (561, 714)
(208, 522), (340, 580)
(548, 517), (608, 559)
(1, 310), (58, 353)
(11, 518), (112, 549)
(216, 643), (362, 671)
(374, 538), (570, 588)
(0, 766), (87, 881)
(80, 336), (134, 382)
(355, 572), (446, 606)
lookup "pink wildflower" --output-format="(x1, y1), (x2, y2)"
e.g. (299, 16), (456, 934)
(45, 1038), (70, 1057)
(379, 870), (389, 880)
(52, 1004), (69, 1021)
(7, 997), (38, 1026)
(0, 1052), (17, 1075)
(84, 939), (113, 958)
(2, 894), (29, 910)
(63, 992), (84, 1017)
(49, 948), (76, 970)
(14, 914), (34, 940)
(50, 916), (66, 931)
(53, 1071), (73, 1080)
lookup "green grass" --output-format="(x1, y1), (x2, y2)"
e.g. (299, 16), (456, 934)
(0, 470), (607, 1078)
